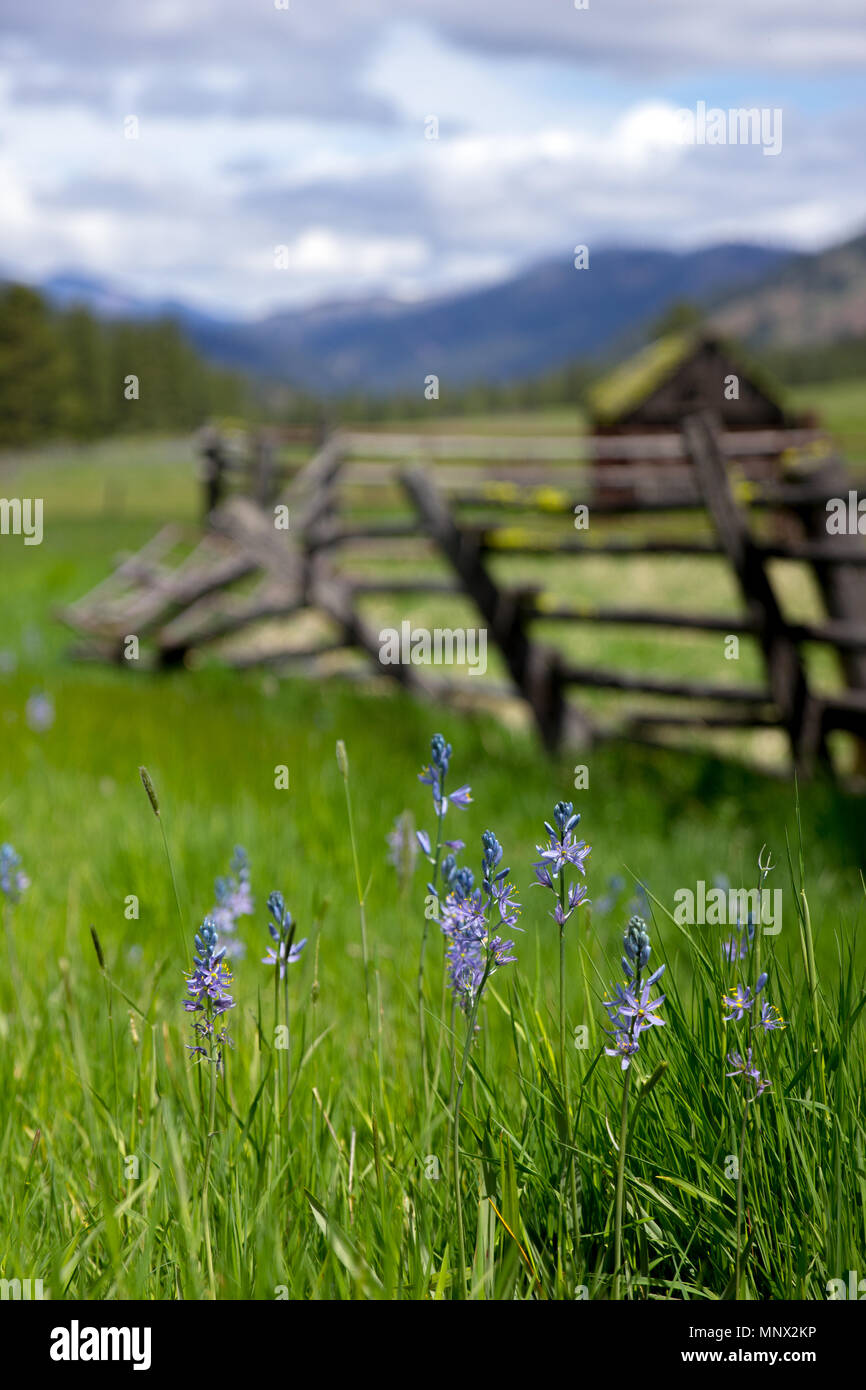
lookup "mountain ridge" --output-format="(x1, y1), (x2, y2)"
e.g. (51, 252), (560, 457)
(11, 231), (864, 395)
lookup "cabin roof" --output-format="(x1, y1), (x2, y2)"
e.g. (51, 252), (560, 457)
(588, 331), (787, 427)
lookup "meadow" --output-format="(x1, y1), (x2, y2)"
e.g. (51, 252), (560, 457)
(1, 403), (865, 1301)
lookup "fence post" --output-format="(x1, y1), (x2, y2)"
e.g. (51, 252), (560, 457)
(199, 426), (228, 520)
(796, 457), (866, 769)
(401, 460), (590, 752)
(682, 412), (826, 774)
(252, 430), (275, 507)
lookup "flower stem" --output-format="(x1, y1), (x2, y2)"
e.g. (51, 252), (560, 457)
(798, 888), (826, 1106)
(283, 968), (291, 1136)
(612, 1061), (632, 1299)
(452, 965), (490, 1299)
(157, 816), (186, 963)
(558, 877), (581, 1264)
(558, 923), (568, 1111)
(201, 1038), (218, 1299)
(734, 1098), (749, 1298)
(419, 791), (446, 1099)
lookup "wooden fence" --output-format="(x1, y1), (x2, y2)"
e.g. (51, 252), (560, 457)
(60, 416), (866, 775)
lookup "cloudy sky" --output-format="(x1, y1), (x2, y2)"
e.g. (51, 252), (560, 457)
(2, 1), (865, 318)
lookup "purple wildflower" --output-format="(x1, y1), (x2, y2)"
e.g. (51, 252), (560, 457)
(262, 937), (308, 977)
(211, 846), (253, 959)
(533, 800), (591, 929)
(722, 973), (767, 1023)
(725, 1048), (756, 1079)
(615, 976), (667, 1036)
(262, 889), (307, 980)
(721, 857), (780, 1107)
(726, 1048), (772, 1102)
(0, 844), (29, 903)
(418, 733), (472, 819)
(447, 785), (473, 810)
(755, 997), (786, 1033)
(602, 917), (666, 1069)
(605, 1033), (641, 1070)
(721, 983), (753, 1022)
(440, 830), (521, 1015)
(26, 692), (55, 732)
(722, 912), (756, 963)
(417, 734), (472, 875)
(183, 915), (235, 1070)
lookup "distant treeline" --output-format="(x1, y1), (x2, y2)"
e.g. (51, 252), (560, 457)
(760, 336), (866, 387)
(0, 284), (249, 446)
(3, 280), (863, 444)
(333, 361), (599, 423)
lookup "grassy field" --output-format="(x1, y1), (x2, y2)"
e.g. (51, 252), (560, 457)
(1, 403), (865, 1301)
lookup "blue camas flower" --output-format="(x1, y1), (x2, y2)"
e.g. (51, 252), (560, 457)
(262, 889), (307, 980)
(535, 801), (591, 885)
(417, 732), (472, 824)
(440, 829), (521, 1015)
(603, 916), (666, 1070)
(415, 733), (472, 916)
(533, 801), (590, 926)
(184, 915), (236, 1069)
(721, 848), (782, 1104)
(726, 1048), (772, 1101)
(623, 915), (652, 971)
(756, 997), (786, 1033)
(211, 846), (253, 959)
(722, 973), (768, 1023)
(0, 843), (29, 903)
(722, 912), (756, 963)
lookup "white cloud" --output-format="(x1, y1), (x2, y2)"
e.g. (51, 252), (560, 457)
(0, 5), (865, 314)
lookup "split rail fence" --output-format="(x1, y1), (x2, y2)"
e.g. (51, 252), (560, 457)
(60, 416), (866, 775)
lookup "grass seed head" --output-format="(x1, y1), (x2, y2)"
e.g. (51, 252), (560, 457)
(138, 766), (160, 817)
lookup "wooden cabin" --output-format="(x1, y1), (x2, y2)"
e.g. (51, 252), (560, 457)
(588, 331), (807, 494)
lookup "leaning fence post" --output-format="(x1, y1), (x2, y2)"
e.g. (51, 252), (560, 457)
(682, 412), (826, 775)
(796, 456), (866, 770)
(401, 460), (589, 752)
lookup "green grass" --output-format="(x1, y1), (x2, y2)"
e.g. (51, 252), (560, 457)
(1, 425), (865, 1300)
(789, 379), (866, 467)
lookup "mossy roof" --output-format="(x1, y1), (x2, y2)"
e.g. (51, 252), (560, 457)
(588, 331), (786, 426)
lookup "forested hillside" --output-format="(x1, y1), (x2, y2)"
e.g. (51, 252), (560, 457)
(0, 284), (247, 446)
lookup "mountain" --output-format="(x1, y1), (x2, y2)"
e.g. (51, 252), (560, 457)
(25, 243), (789, 395)
(711, 232), (866, 348)
(35, 270), (232, 334)
(29, 233), (866, 396)
(182, 243), (792, 393)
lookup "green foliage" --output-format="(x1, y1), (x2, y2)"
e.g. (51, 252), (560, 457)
(0, 285), (71, 444)
(0, 284), (248, 446)
(0, 664), (864, 1299)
